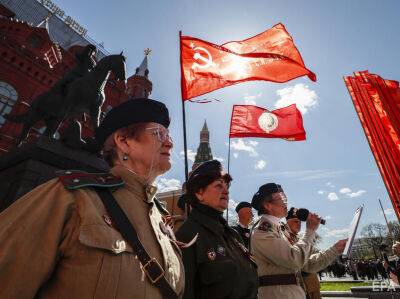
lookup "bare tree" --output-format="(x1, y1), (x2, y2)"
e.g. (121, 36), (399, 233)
(360, 223), (387, 259)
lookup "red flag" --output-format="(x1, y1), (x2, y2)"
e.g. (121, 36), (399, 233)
(229, 104), (306, 141)
(344, 71), (400, 219)
(180, 23), (316, 100)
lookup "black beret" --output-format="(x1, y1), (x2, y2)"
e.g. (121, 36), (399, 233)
(235, 201), (252, 213)
(187, 160), (222, 187)
(95, 98), (170, 148)
(251, 183), (284, 211)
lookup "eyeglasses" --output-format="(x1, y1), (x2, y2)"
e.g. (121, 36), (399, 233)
(146, 125), (172, 143)
(271, 192), (288, 206)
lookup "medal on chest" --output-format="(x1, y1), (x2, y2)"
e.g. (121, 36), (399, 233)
(207, 248), (217, 261)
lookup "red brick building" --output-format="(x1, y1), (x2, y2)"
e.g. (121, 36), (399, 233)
(0, 3), (151, 153)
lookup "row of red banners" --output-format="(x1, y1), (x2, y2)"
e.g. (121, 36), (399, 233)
(344, 72), (400, 219)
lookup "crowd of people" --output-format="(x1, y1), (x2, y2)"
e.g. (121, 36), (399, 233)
(322, 259), (388, 280)
(0, 98), (397, 298)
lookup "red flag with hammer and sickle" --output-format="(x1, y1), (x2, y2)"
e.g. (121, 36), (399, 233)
(229, 104), (306, 141)
(180, 23), (316, 100)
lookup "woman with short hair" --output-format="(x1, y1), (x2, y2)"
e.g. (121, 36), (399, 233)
(176, 160), (258, 299)
(0, 98), (184, 299)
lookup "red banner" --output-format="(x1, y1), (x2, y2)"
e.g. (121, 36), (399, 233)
(344, 71), (400, 220)
(180, 23), (316, 100)
(229, 104), (306, 141)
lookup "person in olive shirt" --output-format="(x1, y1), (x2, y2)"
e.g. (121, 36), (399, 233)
(176, 160), (258, 299)
(231, 201), (253, 249)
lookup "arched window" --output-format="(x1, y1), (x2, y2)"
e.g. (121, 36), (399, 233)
(0, 82), (18, 127)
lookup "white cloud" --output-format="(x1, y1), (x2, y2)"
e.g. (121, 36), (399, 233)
(340, 187), (351, 194)
(337, 187), (366, 198)
(180, 149), (196, 162)
(248, 140), (258, 146)
(230, 139), (258, 156)
(347, 190), (366, 198)
(324, 228), (349, 238)
(227, 198), (239, 226)
(275, 83), (318, 114)
(233, 153), (239, 159)
(214, 156), (224, 162)
(243, 92), (262, 105)
(326, 182), (335, 188)
(157, 178), (181, 192)
(328, 192), (339, 201)
(255, 160), (267, 170)
(325, 215), (332, 220)
(318, 190), (325, 195)
(245, 99), (256, 105)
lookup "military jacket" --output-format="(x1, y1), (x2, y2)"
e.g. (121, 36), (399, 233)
(0, 165), (184, 299)
(281, 224), (339, 298)
(251, 214), (315, 299)
(231, 224), (251, 249)
(176, 204), (258, 299)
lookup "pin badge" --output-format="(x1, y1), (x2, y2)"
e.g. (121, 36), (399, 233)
(207, 249), (216, 261)
(217, 245), (225, 256)
(112, 240), (126, 254)
(103, 215), (113, 226)
(245, 232), (250, 238)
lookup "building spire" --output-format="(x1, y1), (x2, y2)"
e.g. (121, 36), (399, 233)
(135, 48), (151, 78)
(126, 48), (153, 99)
(193, 120), (213, 170)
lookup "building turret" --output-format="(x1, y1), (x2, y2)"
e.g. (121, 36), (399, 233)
(126, 48), (152, 99)
(193, 120), (213, 170)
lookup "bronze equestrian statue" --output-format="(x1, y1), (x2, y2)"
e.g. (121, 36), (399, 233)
(4, 50), (126, 146)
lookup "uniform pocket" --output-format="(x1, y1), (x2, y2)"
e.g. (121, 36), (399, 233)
(79, 224), (134, 254)
(78, 224), (134, 299)
(198, 260), (238, 299)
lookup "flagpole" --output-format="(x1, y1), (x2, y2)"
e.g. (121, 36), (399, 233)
(180, 31), (190, 217)
(179, 31), (189, 182)
(226, 106), (235, 221)
(379, 198), (394, 241)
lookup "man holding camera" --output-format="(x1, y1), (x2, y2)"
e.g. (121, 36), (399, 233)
(285, 208), (347, 299)
(250, 183), (346, 299)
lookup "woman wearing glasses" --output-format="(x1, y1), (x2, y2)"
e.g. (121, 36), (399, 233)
(176, 160), (258, 299)
(250, 183), (322, 299)
(0, 98), (184, 299)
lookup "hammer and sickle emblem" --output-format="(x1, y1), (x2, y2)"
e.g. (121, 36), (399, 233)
(191, 46), (215, 69)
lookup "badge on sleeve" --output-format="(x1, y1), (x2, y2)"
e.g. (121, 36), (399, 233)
(258, 221), (273, 232)
(207, 249), (216, 261)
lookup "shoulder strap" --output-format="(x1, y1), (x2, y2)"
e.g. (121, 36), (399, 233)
(58, 170), (124, 190)
(94, 188), (178, 299)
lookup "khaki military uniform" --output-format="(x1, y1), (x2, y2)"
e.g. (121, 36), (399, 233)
(251, 215), (315, 299)
(281, 224), (339, 299)
(0, 165), (184, 299)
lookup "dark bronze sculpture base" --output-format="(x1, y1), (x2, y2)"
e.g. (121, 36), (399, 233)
(0, 137), (108, 211)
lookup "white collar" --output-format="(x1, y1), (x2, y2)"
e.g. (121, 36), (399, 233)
(261, 214), (281, 226)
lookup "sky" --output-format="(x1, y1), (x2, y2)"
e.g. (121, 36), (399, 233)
(56, 0), (400, 249)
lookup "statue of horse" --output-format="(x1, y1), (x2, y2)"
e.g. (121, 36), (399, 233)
(4, 53), (126, 146)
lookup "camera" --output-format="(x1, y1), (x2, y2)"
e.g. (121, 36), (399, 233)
(288, 207), (326, 225)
